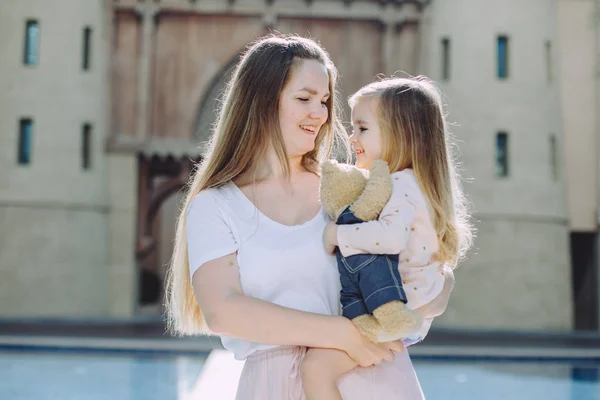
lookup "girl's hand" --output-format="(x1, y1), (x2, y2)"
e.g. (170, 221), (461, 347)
(323, 222), (338, 255)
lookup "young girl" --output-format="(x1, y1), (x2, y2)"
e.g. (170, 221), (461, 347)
(301, 77), (473, 399)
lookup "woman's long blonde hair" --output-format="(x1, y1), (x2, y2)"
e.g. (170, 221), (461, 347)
(349, 77), (474, 268)
(165, 34), (347, 335)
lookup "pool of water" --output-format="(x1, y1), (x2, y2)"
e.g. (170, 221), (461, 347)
(416, 358), (600, 400)
(1, 349), (599, 399)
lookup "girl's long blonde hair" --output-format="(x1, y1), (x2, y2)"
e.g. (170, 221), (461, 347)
(349, 77), (474, 268)
(165, 34), (347, 335)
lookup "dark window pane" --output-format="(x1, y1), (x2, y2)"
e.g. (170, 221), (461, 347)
(82, 123), (92, 170)
(18, 119), (33, 165)
(442, 37), (450, 81)
(24, 20), (40, 66)
(550, 134), (558, 181)
(82, 27), (92, 70)
(496, 132), (508, 177)
(497, 36), (509, 79)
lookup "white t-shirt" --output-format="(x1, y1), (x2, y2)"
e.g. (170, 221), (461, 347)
(187, 181), (342, 360)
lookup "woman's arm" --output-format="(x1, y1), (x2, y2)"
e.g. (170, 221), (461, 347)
(192, 252), (399, 366)
(194, 252), (347, 347)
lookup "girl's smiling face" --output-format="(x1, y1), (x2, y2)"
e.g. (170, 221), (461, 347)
(349, 96), (383, 169)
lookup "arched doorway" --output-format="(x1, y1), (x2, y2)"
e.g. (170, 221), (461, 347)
(135, 56), (241, 314)
(194, 55), (239, 144)
(135, 153), (199, 314)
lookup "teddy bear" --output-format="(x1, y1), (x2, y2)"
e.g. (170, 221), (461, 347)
(320, 159), (423, 343)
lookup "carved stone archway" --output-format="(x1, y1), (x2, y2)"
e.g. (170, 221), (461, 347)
(194, 55), (240, 143)
(135, 153), (201, 306)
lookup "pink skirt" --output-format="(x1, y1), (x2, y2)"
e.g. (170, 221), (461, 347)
(235, 346), (425, 400)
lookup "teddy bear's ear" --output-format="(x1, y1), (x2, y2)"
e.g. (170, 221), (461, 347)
(321, 159), (338, 167)
(370, 160), (389, 170)
(320, 160), (339, 174)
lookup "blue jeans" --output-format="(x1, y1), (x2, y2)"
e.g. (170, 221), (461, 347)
(336, 206), (408, 320)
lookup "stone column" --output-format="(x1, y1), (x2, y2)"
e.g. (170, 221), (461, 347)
(135, 0), (159, 140)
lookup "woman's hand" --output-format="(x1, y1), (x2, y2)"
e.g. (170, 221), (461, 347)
(339, 318), (396, 367)
(323, 222), (338, 255)
(385, 339), (405, 353)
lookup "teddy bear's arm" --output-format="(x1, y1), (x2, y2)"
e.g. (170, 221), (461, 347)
(320, 160), (367, 221)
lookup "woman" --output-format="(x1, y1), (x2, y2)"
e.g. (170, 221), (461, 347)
(166, 33), (453, 399)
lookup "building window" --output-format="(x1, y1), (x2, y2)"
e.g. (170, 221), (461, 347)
(82, 26), (92, 71)
(18, 119), (33, 165)
(549, 134), (558, 181)
(82, 123), (92, 170)
(545, 41), (552, 83)
(497, 35), (509, 79)
(23, 20), (40, 66)
(441, 37), (451, 81)
(496, 132), (508, 177)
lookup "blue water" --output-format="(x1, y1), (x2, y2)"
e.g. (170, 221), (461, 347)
(416, 358), (600, 400)
(0, 350), (206, 400)
(1, 349), (599, 399)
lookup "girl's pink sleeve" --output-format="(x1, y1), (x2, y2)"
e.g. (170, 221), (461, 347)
(337, 173), (417, 257)
(415, 266), (455, 319)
